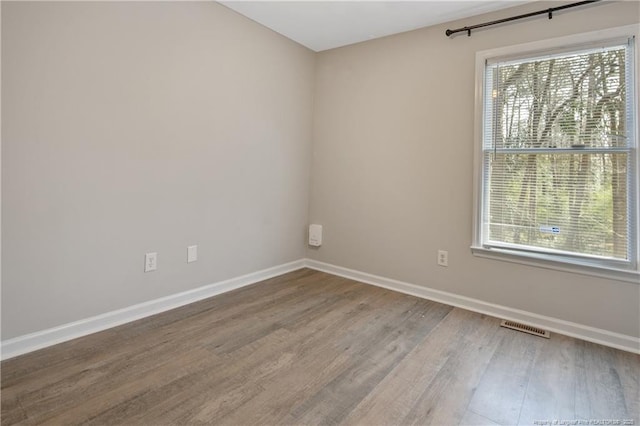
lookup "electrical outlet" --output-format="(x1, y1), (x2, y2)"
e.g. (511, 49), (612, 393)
(145, 252), (157, 272)
(437, 250), (448, 267)
(187, 245), (198, 263)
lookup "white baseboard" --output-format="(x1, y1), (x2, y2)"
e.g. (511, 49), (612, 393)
(4, 257), (638, 360)
(1, 259), (306, 360)
(304, 259), (640, 354)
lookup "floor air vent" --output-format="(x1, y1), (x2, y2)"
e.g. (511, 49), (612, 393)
(500, 320), (550, 339)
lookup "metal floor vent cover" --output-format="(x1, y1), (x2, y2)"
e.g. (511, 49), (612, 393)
(500, 320), (550, 339)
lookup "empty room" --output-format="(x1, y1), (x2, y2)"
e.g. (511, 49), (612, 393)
(1, 0), (639, 424)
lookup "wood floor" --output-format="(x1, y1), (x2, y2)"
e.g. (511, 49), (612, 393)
(2, 269), (639, 425)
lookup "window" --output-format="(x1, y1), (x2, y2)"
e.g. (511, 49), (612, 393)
(473, 27), (639, 281)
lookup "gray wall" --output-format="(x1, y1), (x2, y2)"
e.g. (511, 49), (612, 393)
(2, 2), (315, 339)
(308, 1), (640, 338)
(3, 1), (639, 343)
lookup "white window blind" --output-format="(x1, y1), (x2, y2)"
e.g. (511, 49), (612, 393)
(480, 37), (637, 270)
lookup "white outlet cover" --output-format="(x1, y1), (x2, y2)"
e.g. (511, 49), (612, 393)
(437, 250), (448, 267)
(187, 245), (198, 263)
(145, 252), (157, 272)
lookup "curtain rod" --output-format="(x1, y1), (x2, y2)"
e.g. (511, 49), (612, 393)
(445, 0), (601, 37)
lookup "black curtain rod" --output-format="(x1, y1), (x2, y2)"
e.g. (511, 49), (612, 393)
(445, 0), (601, 37)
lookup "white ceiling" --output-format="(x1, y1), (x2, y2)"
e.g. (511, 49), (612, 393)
(219, 1), (529, 52)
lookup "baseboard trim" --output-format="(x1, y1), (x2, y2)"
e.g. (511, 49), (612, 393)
(1, 259), (306, 360)
(304, 259), (640, 354)
(4, 258), (638, 359)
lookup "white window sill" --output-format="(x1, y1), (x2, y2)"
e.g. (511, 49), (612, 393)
(471, 246), (640, 284)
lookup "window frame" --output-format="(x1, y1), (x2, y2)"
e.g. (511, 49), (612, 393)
(472, 25), (640, 283)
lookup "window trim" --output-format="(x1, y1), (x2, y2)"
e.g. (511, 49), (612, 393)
(472, 24), (640, 284)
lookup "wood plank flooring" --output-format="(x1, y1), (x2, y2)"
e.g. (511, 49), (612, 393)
(1, 268), (639, 425)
